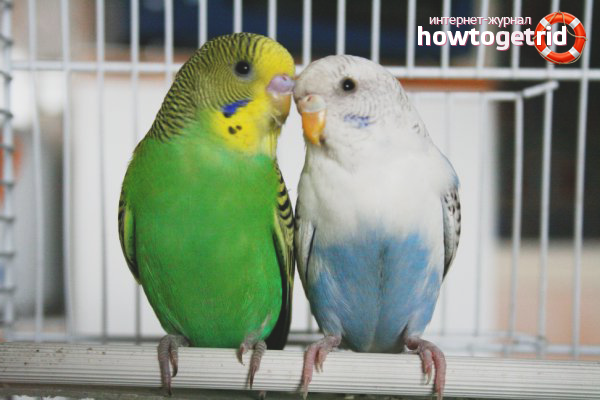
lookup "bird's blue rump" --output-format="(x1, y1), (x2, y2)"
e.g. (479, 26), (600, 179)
(307, 232), (442, 353)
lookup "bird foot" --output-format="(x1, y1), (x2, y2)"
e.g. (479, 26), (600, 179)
(301, 335), (341, 399)
(405, 336), (446, 400)
(237, 338), (267, 388)
(158, 334), (190, 395)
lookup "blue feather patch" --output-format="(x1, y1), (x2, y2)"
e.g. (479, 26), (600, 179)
(344, 114), (372, 129)
(307, 232), (442, 352)
(222, 99), (251, 118)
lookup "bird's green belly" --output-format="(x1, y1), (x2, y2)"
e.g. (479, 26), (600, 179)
(133, 151), (281, 348)
(138, 206), (281, 347)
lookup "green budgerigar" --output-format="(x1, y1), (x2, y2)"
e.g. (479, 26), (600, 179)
(118, 33), (295, 392)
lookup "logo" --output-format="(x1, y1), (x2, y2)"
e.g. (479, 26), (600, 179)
(419, 12), (587, 64)
(534, 11), (587, 64)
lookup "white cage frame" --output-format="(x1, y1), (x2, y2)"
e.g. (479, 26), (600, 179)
(0, 0), (599, 398)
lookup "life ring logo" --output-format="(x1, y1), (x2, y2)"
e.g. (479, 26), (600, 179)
(535, 11), (587, 64)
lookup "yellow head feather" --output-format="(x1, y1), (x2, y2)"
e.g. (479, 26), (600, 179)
(196, 33), (295, 157)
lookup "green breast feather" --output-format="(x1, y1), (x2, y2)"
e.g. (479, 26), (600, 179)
(119, 133), (294, 348)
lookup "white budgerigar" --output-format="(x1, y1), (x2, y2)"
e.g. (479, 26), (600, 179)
(294, 55), (461, 399)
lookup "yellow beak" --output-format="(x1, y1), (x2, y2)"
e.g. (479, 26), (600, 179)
(297, 94), (326, 146)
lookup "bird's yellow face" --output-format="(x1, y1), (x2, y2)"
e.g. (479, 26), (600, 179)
(193, 33), (295, 157)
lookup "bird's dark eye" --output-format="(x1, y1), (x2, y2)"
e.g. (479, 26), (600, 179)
(341, 78), (356, 92)
(234, 61), (251, 76)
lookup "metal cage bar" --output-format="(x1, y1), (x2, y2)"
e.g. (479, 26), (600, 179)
(233, 0), (242, 34)
(302, 0), (312, 68)
(441, 0), (451, 71)
(60, 0), (74, 342)
(9, 59), (600, 80)
(572, 0), (594, 360)
(198, 0), (207, 46)
(336, 0), (346, 55)
(130, 0), (142, 344)
(476, 0), (490, 73)
(27, 0), (47, 343)
(510, 0), (522, 71)
(164, 0), (174, 83)
(267, 0), (276, 39)
(0, 0), (14, 335)
(506, 95), (524, 356)
(546, 0), (560, 74)
(370, 0), (380, 63)
(406, 0), (416, 73)
(474, 94), (486, 343)
(537, 87), (554, 358)
(95, 0), (109, 344)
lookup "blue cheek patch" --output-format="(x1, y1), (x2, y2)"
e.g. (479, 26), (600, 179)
(222, 99), (251, 118)
(344, 114), (372, 129)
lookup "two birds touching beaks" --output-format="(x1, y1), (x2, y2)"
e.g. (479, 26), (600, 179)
(119, 33), (460, 400)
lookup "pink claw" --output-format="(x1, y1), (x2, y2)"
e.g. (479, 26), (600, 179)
(405, 336), (446, 400)
(301, 335), (341, 398)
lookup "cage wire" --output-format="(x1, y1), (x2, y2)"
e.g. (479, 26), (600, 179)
(0, 0), (599, 398)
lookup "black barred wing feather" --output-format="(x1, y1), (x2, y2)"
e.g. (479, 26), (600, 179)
(118, 189), (139, 283)
(442, 186), (461, 279)
(266, 162), (295, 350)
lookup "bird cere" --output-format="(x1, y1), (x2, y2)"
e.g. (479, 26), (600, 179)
(119, 33), (459, 399)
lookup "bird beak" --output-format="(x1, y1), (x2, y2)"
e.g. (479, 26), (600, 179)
(296, 94), (326, 146)
(267, 74), (294, 126)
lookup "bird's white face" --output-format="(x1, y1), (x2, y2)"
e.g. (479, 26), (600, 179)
(293, 55), (411, 153)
